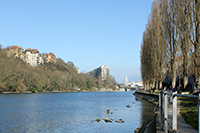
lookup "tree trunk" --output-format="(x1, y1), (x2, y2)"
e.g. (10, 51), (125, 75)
(159, 81), (162, 90)
(153, 78), (156, 88)
(146, 83), (148, 90)
(145, 83), (148, 90)
(183, 76), (188, 89)
(172, 69), (176, 88)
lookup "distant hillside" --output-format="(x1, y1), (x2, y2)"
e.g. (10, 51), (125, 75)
(0, 45), (116, 93)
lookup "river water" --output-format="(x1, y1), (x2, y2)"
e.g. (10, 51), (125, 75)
(0, 91), (155, 133)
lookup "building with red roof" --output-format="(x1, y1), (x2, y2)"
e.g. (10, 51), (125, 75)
(5, 45), (24, 58)
(25, 48), (44, 67)
(46, 52), (56, 63)
(5, 45), (57, 66)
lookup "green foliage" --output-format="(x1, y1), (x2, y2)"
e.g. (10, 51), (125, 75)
(29, 87), (36, 93)
(179, 97), (198, 107)
(117, 84), (121, 88)
(180, 99), (198, 107)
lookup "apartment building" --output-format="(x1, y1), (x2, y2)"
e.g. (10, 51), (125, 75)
(86, 65), (110, 81)
(25, 48), (44, 67)
(100, 65), (109, 81)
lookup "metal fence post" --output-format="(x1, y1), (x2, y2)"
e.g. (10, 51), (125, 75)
(172, 92), (177, 131)
(160, 91), (163, 130)
(164, 93), (168, 133)
(159, 91), (161, 126)
(198, 92), (200, 133)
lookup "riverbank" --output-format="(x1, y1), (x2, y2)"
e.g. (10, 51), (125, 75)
(134, 92), (158, 133)
(0, 88), (119, 94)
(133, 91), (159, 104)
(1, 90), (90, 94)
(0, 90), (83, 94)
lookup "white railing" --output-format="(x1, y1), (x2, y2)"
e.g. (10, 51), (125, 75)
(159, 91), (199, 133)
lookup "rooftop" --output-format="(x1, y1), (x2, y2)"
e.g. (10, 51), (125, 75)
(25, 48), (39, 53)
(6, 45), (23, 50)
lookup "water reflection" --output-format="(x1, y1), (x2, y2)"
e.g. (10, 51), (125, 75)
(0, 92), (155, 133)
(140, 100), (155, 125)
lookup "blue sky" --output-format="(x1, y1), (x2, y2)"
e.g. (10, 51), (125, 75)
(0, 0), (154, 83)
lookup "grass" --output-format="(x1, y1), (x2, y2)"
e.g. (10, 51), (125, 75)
(180, 97), (198, 130)
(180, 98), (198, 107)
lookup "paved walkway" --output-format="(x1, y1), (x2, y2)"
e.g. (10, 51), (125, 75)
(156, 99), (198, 133)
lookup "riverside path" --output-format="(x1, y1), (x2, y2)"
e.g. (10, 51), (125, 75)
(156, 98), (197, 133)
(135, 91), (198, 133)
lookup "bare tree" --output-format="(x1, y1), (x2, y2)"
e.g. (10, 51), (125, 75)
(190, 0), (200, 81)
(141, 30), (154, 90)
(161, 0), (180, 88)
(176, 0), (193, 88)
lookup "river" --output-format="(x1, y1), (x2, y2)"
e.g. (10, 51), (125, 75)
(0, 91), (155, 133)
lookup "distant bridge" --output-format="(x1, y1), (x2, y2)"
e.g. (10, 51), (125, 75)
(117, 87), (136, 91)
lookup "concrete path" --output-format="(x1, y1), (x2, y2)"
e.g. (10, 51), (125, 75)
(156, 99), (198, 133)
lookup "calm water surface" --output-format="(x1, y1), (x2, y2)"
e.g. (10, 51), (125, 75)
(0, 91), (155, 133)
